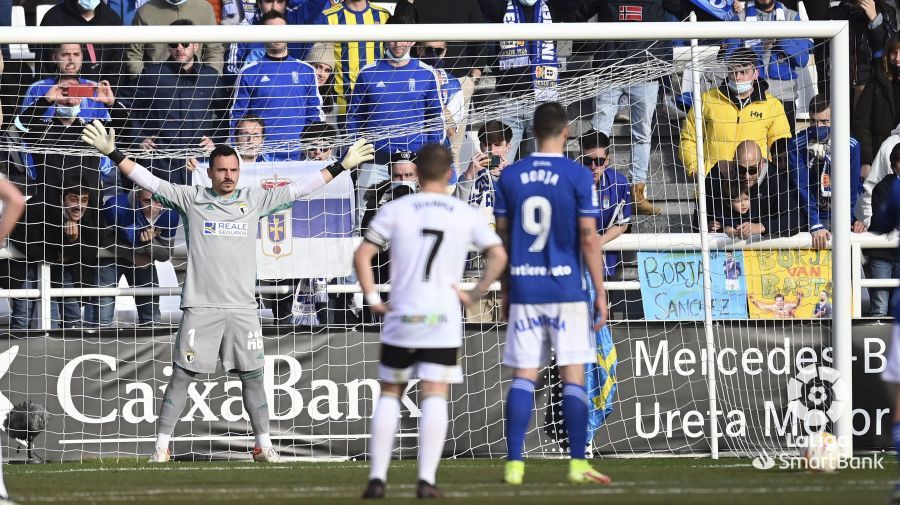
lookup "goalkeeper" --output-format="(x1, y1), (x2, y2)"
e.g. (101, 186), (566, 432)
(81, 120), (374, 463)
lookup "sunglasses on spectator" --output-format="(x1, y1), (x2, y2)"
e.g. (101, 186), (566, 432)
(168, 42), (193, 49)
(738, 164), (759, 176)
(582, 157), (606, 167)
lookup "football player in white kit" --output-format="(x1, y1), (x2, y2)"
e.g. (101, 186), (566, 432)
(354, 144), (507, 499)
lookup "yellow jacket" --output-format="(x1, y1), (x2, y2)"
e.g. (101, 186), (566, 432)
(680, 84), (792, 178)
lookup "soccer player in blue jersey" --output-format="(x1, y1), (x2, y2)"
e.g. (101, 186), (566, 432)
(873, 175), (900, 503)
(494, 102), (611, 485)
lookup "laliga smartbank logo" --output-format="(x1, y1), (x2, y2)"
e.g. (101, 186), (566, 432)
(750, 365), (884, 472)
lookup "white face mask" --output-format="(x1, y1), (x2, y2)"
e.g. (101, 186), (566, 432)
(518, 0), (539, 5)
(56, 104), (81, 118)
(165, 0), (187, 6)
(385, 46), (410, 64)
(728, 79), (753, 94)
(78, 0), (101, 11)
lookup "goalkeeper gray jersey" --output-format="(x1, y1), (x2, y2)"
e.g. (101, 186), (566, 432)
(153, 181), (293, 309)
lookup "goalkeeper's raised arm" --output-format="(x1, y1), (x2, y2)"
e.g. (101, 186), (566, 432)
(80, 120), (375, 196)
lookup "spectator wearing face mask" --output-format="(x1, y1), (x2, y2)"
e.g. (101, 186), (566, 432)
(360, 150), (418, 232)
(14, 74), (129, 200)
(224, 0), (329, 85)
(21, 44), (110, 122)
(680, 47), (793, 179)
(347, 14), (443, 211)
(724, 0), (812, 129)
(359, 150), (418, 293)
(231, 10), (324, 161)
(395, 0), (487, 164)
(789, 94), (862, 249)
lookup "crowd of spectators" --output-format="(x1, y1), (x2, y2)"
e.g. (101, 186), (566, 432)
(0, 0), (897, 325)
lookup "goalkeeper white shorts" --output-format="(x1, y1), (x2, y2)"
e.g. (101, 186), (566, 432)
(503, 302), (594, 369)
(882, 323), (900, 384)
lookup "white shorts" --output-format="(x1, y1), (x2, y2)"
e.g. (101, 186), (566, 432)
(503, 302), (594, 369)
(883, 323), (900, 384)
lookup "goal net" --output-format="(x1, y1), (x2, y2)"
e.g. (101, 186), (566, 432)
(0, 18), (858, 462)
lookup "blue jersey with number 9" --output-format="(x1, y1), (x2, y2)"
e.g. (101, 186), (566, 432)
(494, 154), (599, 304)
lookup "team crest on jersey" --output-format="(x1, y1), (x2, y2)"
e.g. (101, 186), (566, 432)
(239, 202), (248, 215)
(292, 71), (299, 84)
(408, 78), (416, 92)
(185, 350), (195, 363)
(261, 211), (292, 258)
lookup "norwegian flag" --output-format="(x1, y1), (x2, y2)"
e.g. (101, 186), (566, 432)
(619, 5), (643, 21)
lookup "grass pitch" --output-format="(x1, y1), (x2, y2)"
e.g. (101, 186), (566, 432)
(4, 457), (896, 504)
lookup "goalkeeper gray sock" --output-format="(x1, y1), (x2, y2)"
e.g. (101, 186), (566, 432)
(240, 368), (271, 447)
(156, 365), (196, 450)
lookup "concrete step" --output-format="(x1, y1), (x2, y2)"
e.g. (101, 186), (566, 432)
(646, 182), (696, 201)
(630, 212), (695, 234)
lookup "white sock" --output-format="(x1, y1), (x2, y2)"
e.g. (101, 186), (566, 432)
(256, 433), (273, 449)
(155, 433), (171, 452)
(417, 395), (448, 486)
(368, 394), (401, 482)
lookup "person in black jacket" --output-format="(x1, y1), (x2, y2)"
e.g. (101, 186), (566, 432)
(854, 32), (900, 177)
(124, 20), (228, 185)
(705, 140), (802, 238)
(37, 0), (125, 86)
(8, 176), (113, 329)
(829, 0), (898, 102)
(14, 73), (130, 201)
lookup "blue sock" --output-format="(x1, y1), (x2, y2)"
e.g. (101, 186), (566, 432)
(893, 422), (900, 466)
(505, 378), (535, 461)
(563, 383), (590, 460)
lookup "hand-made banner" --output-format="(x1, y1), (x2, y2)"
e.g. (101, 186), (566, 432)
(744, 250), (833, 319)
(193, 160), (356, 280)
(637, 251), (749, 320)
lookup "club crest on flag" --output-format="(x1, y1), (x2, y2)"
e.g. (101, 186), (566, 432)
(262, 211), (292, 258)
